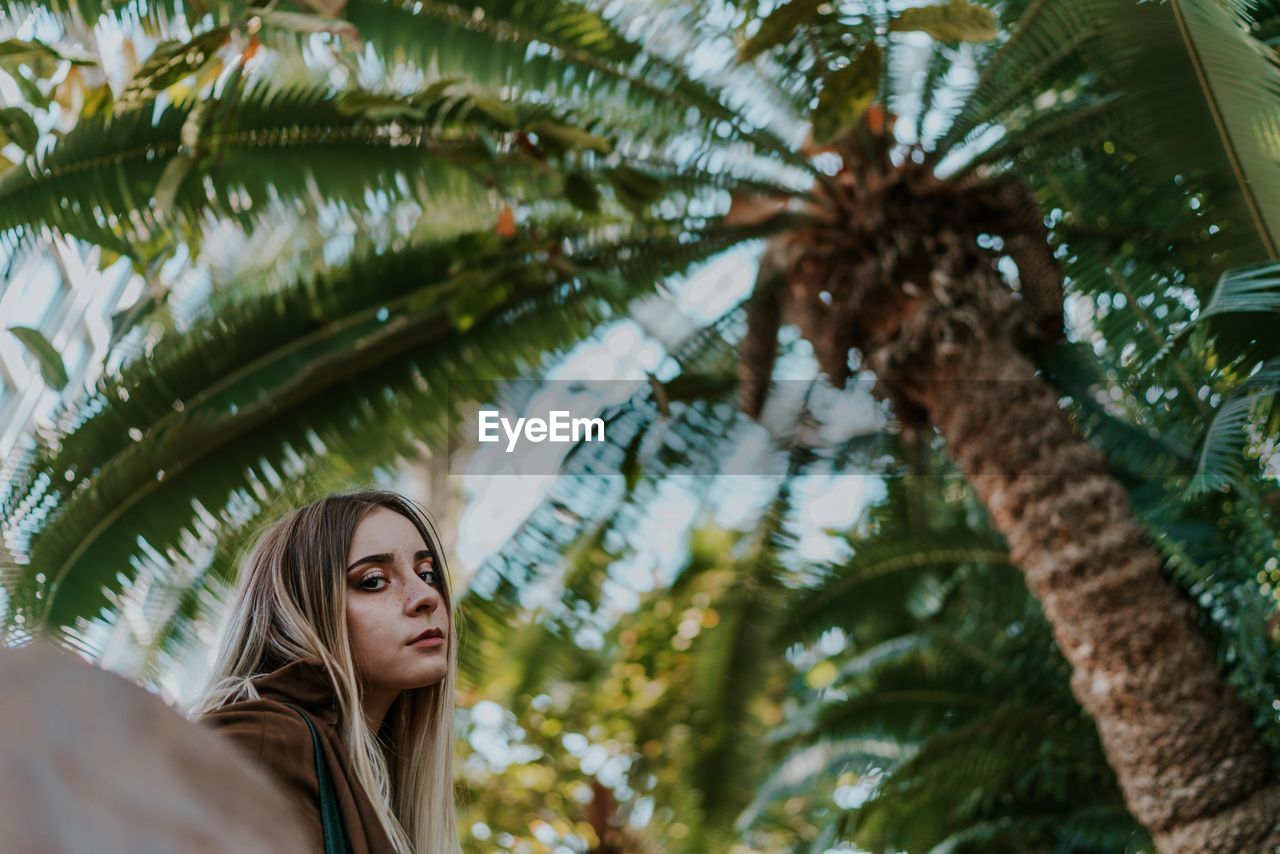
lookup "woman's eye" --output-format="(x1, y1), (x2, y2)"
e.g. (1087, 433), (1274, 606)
(359, 576), (388, 591)
(418, 568), (437, 586)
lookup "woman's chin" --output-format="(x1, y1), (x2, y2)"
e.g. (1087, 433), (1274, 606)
(406, 664), (449, 689)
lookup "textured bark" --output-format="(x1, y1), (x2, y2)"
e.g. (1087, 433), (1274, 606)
(742, 122), (1280, 847)
(920, 341), (1280, 852)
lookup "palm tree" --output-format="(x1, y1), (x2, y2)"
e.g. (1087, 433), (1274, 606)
(458, 244), (1280, 849)
(2, 0), (1280, 847)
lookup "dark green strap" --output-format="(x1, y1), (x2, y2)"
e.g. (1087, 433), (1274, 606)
(282, 702), (352, 854)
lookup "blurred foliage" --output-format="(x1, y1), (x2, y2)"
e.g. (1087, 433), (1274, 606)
(454, 437), (1155, 851)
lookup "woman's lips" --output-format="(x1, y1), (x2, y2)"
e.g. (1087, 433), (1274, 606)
(410, 636), (445, 649)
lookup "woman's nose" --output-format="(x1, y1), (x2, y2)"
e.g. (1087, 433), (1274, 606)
(406, 577), (441, 612)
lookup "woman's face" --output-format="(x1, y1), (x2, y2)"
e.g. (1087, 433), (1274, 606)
(344, 507), (451, 705)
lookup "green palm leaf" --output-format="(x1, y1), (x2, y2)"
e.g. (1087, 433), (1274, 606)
(785, 532), (1010, 646)
(2, 216), (761, 644)
(734, 735), (908, 832)
(1188, 358), (1280, 496)
(1163, 0), (1280, 258)
(0, 80), (505, 251)
(1198, 261), (1280, 319)
(345, 0), (808, 168)
(1089, 0), (1280, 264)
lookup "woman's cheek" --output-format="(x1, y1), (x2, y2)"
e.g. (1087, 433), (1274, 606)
(347, 605), (377, 667)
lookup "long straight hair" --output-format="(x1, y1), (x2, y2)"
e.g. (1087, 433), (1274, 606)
(190, 489), (460, 854)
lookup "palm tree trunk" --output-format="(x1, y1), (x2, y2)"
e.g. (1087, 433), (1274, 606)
(920, 339), (1280, 851)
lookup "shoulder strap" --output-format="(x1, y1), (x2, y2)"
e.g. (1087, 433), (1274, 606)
(281, 702), (352, 854)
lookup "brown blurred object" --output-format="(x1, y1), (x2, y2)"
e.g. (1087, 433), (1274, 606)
(0, 642), (308, 854)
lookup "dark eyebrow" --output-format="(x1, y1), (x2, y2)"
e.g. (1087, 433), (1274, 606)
(346, 550), (435, 573)
(347, 553), (392, 573)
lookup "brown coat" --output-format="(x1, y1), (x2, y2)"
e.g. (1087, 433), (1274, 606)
(199, 659), (398, 854)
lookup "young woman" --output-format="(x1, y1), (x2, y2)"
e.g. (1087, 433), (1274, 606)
(192, 489), (460, 854)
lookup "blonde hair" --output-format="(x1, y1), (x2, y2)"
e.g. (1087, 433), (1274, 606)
(190, 489), (460, 854)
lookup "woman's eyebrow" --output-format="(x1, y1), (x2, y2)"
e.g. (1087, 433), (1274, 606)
(347, 552), (393, 572)
(347, 549), (434, 572)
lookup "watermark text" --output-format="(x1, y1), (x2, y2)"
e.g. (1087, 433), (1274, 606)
(478, 409), (606, 453)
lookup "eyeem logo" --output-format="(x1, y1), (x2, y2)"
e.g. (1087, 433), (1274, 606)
(478, 410), (606, 453)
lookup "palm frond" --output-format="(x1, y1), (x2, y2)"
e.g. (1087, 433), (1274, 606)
(1199, 260), (1280, 320)
(345, 0), (809, 169)
(909, 41), (953, 147)
(1188, 357), (1280, 495)
(783, 532), (1010, 646)
(0, 0), (191, 25)
(931, 0), (1102, 160)
(684, 448), (812, 826)
(1088, 0), (1280, 264)
(958, 91), (1121, 175)
(734, 735), (908, 833)
(856, 699), (1138, 851)
(1161, 0), (1280, 258)
(1133, 261), (1280, 383)
(0, 79), (506, 252)
(2, 212), (765, 644)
